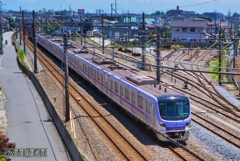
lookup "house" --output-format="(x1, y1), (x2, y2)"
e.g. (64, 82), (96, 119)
(170, 20), (207, 42)
(2, 18), (10, 31)
(205, 22), (229, 40)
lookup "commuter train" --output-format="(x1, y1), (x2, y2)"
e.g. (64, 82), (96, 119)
(36, 33), (192, 141)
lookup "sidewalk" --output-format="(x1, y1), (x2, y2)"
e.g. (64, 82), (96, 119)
(0, 32), (69, 161)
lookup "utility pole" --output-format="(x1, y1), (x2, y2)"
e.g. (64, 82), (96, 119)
(111, 3), (113, 17)
(111, 42), (115, 61)
(102, 14), (104, 54)
(16, 21), (18, 39)
(214, 10), (217, 43)
(218, 29), (222, 85)
(141, 12), (146, 70)
(63, 33), (70, 122)
(19, 21), (21, 45)
(115, 0), (117, 14)
(22, 11), (26, 52)
(0, 1), (4, 54)
(233, 38), (238, 68)
(156, 33), (161, 82)
(33, 10), (37, 73)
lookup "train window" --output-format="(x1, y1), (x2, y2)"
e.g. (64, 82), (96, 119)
(110, 79), (113, 89)
(159, 102), (166, 117)
(88, 66), (90, 74)
(103, 73), (106, 84)
(125, 88), (129, 100)
(97, 71), (100, 80)
(101, 74), (103, 83)
(176, 101), (189, 117)
(132, 92), (135, 104)
(138, 95), (143, 109)
(146, 101), (149, 114)
(114, 82), (118, 92)
(80, 62), (82, 70)
(167, 102), (175, 117)
(91, 68), (93, 76)
(120, 85), (123, 96)
(85, 65), (88, 72)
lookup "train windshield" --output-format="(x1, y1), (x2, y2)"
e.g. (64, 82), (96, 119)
(159, 100), (190, 120)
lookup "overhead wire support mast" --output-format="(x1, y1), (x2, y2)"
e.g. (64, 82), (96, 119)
(22, 11), (26, 53)
(102, 14), (104, 54)
(218, 27), (222, 85)
(33, 10), (38, 73)
(64, 33), (70, 122)
(156, 33), (161, 82)
(0, 1), (5, 54)
(141, 12), (146, 70)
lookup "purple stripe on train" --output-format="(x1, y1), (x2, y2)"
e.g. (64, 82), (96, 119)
(166, 126), (185, 131)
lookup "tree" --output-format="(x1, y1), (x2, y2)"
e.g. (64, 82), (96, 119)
(155, 11), (161, 15)
(10, 22), (17, 29)
(0, 131), (16, 161)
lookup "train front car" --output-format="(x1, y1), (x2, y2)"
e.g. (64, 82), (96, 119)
(155, 95), (191, 141)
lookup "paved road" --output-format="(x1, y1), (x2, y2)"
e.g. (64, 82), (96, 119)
(0, 32), (69, 161)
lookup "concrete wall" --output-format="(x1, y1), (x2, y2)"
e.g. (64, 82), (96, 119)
(14, 41), (83, 161)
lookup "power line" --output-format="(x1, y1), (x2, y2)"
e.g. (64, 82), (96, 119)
(160, 0), (219, 11)
(180, 0), (219, 9)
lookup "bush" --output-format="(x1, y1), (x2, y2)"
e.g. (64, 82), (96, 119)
(0, 131), (16, 161)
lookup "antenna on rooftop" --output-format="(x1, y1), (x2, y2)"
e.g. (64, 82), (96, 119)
(115, 0), (117, 13)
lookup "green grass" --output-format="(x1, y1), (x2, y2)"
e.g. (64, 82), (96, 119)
(208, 59), (220, 80)
(18, 50), (29, 69)
(18, 50), (25, 60)
(207, 55), (226, 81)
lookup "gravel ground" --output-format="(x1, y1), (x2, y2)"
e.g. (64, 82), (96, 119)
(162, 50), (240, 161)
(215, 86), (240, 107)
(33, 47), (240, 161)
(191, 122), (240, 161)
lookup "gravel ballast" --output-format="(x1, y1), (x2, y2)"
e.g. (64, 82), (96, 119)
(191, 122), (240, 161)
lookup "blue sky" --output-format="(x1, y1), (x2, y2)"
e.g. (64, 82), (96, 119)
(3, 0), (240, 15)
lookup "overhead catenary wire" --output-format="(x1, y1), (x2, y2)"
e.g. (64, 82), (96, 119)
(41, 19), (240, 75)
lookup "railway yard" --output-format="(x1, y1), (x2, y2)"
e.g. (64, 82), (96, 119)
(16, 31), (240, 161)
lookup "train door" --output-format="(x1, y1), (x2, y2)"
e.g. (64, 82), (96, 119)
(110, 79), (113, 98)
(131, 91), (135, 114)
(146, 100), (153, 125)
(105, 73), (109, 94)
(101, 73), (104, 91)
(120, 85), (123, 105)
(88, 66), (90, 78)
(94, 70), (96, 84)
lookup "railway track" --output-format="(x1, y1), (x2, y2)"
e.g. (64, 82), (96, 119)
(164, 48), (240, 148)
(69, 38), (141, 70)
(192, 112), (240, 149)
(25, 37), (149, 161)
(61, 34), (240, 152)
(22, 33), (206, 161)
(165, 77), (240, 148)
(169, 48), (240, 114)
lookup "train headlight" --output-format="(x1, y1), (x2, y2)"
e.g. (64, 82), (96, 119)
(186, 121), (192, 130)
(186, 120), (191, 126)
(159, 122), (166, 127)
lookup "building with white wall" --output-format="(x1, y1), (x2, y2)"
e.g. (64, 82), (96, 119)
(171, 20), (207, 42)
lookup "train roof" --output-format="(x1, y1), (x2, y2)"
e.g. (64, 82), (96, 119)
(38, 33), (187, 98)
